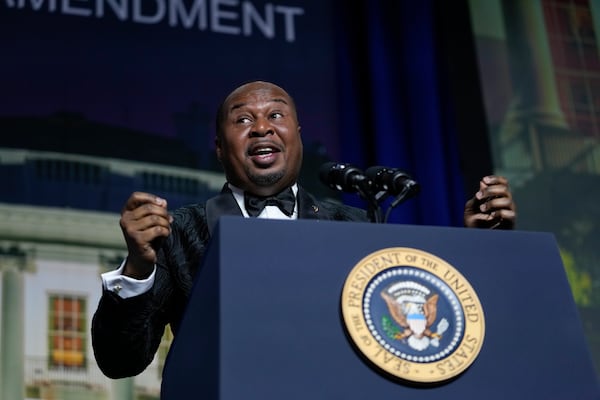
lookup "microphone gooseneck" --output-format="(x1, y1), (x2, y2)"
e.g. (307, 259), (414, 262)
(319, 162), (420, 224)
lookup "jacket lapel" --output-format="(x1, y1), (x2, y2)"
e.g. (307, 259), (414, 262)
(296, 186), (333, 220)
(205, 185), (243, 235)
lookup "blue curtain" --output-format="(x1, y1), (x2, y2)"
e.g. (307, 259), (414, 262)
(334, 0), (468, 227)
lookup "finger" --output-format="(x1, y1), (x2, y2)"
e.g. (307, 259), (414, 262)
(490, 209), (517, 222)
(481, 175), (509, 186)
(478, 186), (511, 204)
(488, 209), (517, 229)
(466, 211), (507, 228)
(120, 203), (172, 245)
(123, 192), (167, 212)
(464, 212), (496, 228)
(125, 202), (172, 222)
(126, 213), (172, 231)
(492, 208), (517, 220)
(467, 212), (496, 223)
(129, 224), (171, 244)
(479, 197), (515, 213)
(121, 219), (171, 255)
(476, 176), (511, 199)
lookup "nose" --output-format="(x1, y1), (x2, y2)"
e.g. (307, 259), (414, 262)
(249, 116), (274, 138)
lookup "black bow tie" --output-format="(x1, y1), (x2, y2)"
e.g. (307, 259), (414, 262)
(244, 187), (296, 217)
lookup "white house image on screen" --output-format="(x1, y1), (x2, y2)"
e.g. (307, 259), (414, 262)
(0, 148), (225, 400)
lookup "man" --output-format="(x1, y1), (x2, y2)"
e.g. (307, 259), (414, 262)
(91, 80), (516, 379)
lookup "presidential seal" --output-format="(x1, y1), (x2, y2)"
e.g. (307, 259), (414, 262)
(341, 247), (485, 384)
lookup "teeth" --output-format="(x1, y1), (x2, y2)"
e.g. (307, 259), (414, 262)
(255, 147), (273, 155)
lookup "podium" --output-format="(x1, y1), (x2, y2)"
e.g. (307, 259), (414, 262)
(162, 216), (599, 399)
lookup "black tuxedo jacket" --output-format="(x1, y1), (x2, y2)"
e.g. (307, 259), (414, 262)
(92, 185), (367, 378)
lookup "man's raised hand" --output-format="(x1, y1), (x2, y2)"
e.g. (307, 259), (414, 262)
(464, 175), (516, 230)
(119, 192), (173, 279)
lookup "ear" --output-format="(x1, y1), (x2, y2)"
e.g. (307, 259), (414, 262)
(215, 136), (222, 163)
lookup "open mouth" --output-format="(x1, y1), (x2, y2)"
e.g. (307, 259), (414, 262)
(250, 146), (278, 156)
(248, 142), (282, 156)
(248, 143), (282, 165)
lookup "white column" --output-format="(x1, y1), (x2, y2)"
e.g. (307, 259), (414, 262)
(112, 377), (135, 400)
(0, 251), (28, 400)
(501, 0), (567, 128)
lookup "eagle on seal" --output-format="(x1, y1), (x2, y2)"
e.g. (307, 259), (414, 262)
(381, 291), (441, 340)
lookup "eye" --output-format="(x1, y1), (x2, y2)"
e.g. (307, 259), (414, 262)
(270, 112), (283, 119)
(236, 116), (252, 124)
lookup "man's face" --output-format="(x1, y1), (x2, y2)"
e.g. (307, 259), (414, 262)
(216, 82), (303, 197)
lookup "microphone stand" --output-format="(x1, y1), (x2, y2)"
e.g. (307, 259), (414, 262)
(365, 195), (383, 224)
(357, 182), (418, 224)
(319, 162), (419, 224)
(353, 179), (383, 223)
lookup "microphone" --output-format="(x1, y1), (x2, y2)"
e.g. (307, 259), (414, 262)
(319, 162), (371, 193)
(365, 166), (420, 197)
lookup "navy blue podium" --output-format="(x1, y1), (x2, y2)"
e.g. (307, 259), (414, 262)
(161, 216), (599, 399)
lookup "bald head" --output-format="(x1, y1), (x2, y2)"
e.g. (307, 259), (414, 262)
(216, 81), (299, 139)
(214, 80), (303, 196)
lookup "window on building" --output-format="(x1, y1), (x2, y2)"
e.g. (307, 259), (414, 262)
(48, 294), (87, 369)
(544, 0), (600, 137)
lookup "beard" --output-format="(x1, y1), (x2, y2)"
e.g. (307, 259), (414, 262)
(247, 168), (286, 187)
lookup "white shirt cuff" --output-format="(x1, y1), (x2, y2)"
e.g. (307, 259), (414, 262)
(101, 259), (156, 299)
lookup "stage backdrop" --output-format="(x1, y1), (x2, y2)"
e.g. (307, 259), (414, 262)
(0, 1), (347, 399)
(1, 0), (342, 200)
(468, 0), (600, 375)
